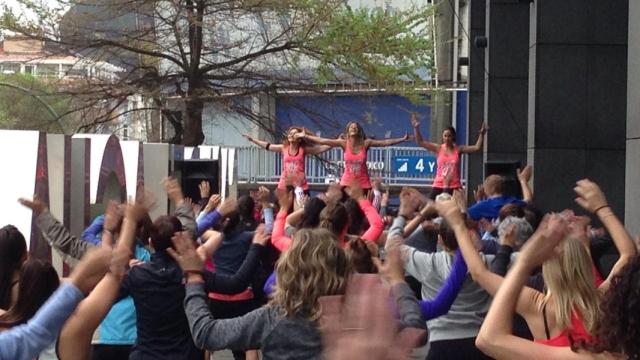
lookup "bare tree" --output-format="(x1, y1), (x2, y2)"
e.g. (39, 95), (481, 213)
(2, 0), (434, 145)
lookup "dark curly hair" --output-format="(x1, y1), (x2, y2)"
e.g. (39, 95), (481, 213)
(575, 255), (640, 357)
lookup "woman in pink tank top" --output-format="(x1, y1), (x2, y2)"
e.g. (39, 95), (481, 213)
(410, 113), (486, 199)
(296, 121), (408, 190)
(244, 127), (331, 191)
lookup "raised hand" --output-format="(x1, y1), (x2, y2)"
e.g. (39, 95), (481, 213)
(516, 165), (532, 184)
(499, 223), (517, 248)
(434, 199), (465, 229)
(216, 197), (238, 217)
(252, 224), (270, 246)
(574, 179), (608, 214)
(103, 201), (123, 233)
(167, 231), (204, 272)
(519, 213), (568, 268)
(410, 113), (420, 128)
(398, 187), (420, 220)
(126, 189), (156, 223)
(162, 177), (184, 205)
(18, 195), (48, 215)
(473, 184), (486, 202)
(256, 186), (271, 204)
(479, 122), (488, 135)
(204, 194), (221, 213)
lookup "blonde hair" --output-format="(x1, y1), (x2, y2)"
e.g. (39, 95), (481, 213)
(270, 228), (350, 320)
(541, 237), (601, 334)
(483, 175), (503, 196)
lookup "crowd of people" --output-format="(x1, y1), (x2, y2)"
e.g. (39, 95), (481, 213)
(1, 117), (639, 360)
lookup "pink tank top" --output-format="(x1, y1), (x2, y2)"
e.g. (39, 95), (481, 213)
(340, 141), (371, 189)
(534, 309), (596, 347)
(278, 145), (308, 190)
(433, 144), (461, 189)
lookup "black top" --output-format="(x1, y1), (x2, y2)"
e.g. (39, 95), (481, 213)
(120, 243), (264, 359)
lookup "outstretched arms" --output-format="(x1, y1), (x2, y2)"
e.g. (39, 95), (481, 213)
(365, 134), (410, 148)
(243, 134), (283, 152)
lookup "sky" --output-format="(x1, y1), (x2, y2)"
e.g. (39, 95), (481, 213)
(2, 0), (67, 21)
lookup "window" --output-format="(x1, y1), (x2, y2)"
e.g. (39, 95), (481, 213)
(36, 64), (59, 78)
(24, 65), (35, 74)
(0, 63), (21, 74)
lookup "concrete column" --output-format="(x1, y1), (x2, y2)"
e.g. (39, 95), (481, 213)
(625, 0), (640, 235)
(527, 0), (628, 215)
(431, 0), (454, 142)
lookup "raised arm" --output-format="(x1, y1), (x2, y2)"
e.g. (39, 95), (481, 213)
(403, 202), (437, 238)
(410, 113), (439, 153)
(202, 228), (269, 294)
(19, 196), (92, 260)
(365, 133), (409, 148)
(475, 215), (581, 360)
(517, 165), (533, 204)
(167, 232), (272, 351)
(574, 179), (637, 293)
(196, 230), (223, 262)
(243, 134), (283, 152)
(459, 122), (487, 154)
(435, 200), (544, 322)
(0, 247), (112, 360)
(58, 198), (148, 360)
(305, 144), (333, 155)
(419, 249), (468, 320)
(296, 132), (344, 148)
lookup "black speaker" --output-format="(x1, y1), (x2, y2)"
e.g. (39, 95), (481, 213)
(484, 160), (522, 198)
(175, 160), (219, 202)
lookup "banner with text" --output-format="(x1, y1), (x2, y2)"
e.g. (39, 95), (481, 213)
(392, 156), (438, 176)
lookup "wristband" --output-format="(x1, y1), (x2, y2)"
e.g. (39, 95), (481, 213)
(594, 205), (610, 214)
(266, 143), (271, 151)
(183, 270), (205, 284)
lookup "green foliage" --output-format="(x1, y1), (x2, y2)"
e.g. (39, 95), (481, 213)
(309, 5), (435, 97)
(0, 73), (70, 132)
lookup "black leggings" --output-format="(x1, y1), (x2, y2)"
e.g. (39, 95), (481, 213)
(426, 337), (494, 360)
(91, 344), (132, 360)
(209, 298), (259, 360)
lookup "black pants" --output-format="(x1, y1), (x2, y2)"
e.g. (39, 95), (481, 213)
(426, 337), (493, 360)
(209, 298), (259, 360)
(92, 344), (132, 360)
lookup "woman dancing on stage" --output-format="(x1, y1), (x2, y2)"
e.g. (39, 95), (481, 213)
(244, 127), (330, 192)
(410, 113), (486, 199)
(295, 121), (408, 190)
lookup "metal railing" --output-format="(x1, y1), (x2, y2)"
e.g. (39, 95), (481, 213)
(236, 146), (467, 188)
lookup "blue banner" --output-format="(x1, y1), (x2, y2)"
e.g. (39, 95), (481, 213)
(393, 156), (438, 175)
